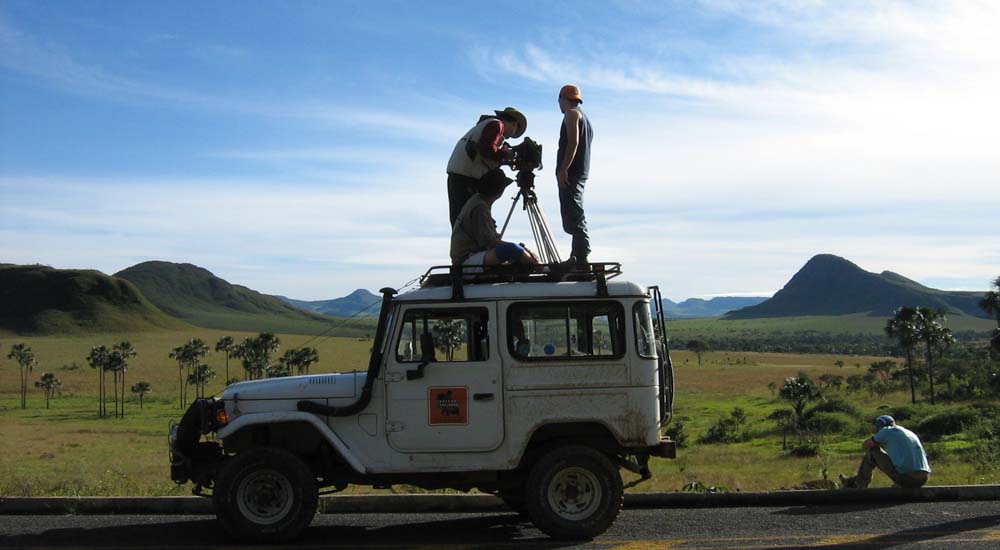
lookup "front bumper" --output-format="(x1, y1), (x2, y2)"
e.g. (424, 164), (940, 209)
(169, 398), (226, 485)
(648, 437), (676, 459)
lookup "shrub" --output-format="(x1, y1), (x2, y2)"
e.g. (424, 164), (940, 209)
(665, 421), (688, 448)
(788, 441), (821, 457)
(916, 408), (981, 441)
(698, 408), (750, 444)
(802, 412), (855, 435)
(805, 398), (861, 420)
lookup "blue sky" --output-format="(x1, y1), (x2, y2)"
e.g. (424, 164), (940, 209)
(1, 1), (997, 301)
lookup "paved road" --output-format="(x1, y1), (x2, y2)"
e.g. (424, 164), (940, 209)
(1, 501), (999, 549)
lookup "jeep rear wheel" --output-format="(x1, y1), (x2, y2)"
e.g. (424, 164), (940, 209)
(525, 445), (623, 540)
(213, 447), (318, 543)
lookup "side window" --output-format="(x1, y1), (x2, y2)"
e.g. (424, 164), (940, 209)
(396, 308), (489, 363)
(633, 301), (657, 359)
(508, 301), (625, 361)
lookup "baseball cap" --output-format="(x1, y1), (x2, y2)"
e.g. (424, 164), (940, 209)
(560, 84), (583, 103)
(874, 415), (895, 429)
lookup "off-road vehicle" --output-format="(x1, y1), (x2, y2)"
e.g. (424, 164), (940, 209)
(169, 264), (675, 542)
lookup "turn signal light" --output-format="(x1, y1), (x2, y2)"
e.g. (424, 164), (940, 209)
(215, 408), (229, 426)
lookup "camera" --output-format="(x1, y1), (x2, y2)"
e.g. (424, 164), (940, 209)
(510, 137), (543, 190)
(511, 137), (543, 172)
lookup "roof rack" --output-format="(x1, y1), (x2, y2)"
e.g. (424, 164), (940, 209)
(419, 262), (622, 300)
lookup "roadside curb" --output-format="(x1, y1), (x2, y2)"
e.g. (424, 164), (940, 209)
(1, 485), (997, 515)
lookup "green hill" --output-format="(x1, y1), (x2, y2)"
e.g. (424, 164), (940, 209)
(725, 254), (988, 320)
(0, 264), (188, 335)
(276, 289), (382, 317)
(113, 261), (371, 335)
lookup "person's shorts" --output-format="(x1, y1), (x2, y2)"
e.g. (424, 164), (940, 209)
(463, 251), (487, 266)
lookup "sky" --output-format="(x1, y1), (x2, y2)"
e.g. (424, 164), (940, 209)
(1, 1), (997, 301)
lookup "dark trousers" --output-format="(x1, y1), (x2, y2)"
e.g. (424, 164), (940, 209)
(448, 173), (480, 227)
(559, 177), (590, 261)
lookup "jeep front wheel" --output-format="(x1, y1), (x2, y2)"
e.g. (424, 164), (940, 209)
(213, 447), (318, 543)
(525, 445), (623, 540)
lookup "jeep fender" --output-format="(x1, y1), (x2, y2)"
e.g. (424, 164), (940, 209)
(216, 411), (367, 474)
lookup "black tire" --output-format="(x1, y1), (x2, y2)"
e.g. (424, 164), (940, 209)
(213, 447), (318, 544)
(524, 445), (623, 540)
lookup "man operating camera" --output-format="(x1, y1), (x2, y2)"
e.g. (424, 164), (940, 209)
(446, 107), (527, 227)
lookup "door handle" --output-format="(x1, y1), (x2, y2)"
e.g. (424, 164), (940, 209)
(473, 393), (494, 401)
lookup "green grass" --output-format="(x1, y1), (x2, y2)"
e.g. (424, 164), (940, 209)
(1, 336), (997, 495)
(667, 313), (995, 336)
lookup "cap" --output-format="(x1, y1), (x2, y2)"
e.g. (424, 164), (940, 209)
(874, 415), (895, 429)
(560, 84), (583, 104)
(494, 107), (526, 138)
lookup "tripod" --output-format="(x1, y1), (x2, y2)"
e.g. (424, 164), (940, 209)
(498, 171), (563, 264)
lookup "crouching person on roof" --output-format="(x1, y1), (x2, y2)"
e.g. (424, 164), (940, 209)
(840, 415), (930, 489)
(450, 172), (539, 269)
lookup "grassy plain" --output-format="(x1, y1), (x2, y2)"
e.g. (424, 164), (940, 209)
(1, 331), (996, 495)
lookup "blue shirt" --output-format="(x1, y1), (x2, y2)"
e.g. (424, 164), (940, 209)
(874, 425), (931, 474)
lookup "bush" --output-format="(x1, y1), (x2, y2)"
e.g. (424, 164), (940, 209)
(698, 408), (750, 444)
(665, 421), (688, 448)
(802, 412), (855, 435)
(916, 408), (981, 441)
(788, 441), (821, 457)
(805, 398), (861, 420)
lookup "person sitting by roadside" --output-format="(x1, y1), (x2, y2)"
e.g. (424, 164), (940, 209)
(450, 172), (538, 268)
(840, 415), (930, 489)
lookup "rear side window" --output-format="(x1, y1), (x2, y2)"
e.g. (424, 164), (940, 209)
(633, 301), (657, 359)
(508, 301), (625, 361)
(396, 308), (490, 363)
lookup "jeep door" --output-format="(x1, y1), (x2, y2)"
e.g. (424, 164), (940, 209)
(384, 303), (503, 452)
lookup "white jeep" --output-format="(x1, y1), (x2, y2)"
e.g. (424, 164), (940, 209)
(169, 264), (675, 542)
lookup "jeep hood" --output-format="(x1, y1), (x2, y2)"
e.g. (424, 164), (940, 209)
(219, 372), (365, 401)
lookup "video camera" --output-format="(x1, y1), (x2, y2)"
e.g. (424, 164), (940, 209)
(510, 137), (543, 190)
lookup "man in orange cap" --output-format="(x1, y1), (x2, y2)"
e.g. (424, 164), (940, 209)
(446, 107), (527, 227)
(556, 84), (593, 267)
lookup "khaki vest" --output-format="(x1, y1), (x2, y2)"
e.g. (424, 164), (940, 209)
(446, 118), (503, 179)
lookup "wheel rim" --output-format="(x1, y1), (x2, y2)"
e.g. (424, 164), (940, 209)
(546, 466), (602, 520)
(236, 468), (295, 525)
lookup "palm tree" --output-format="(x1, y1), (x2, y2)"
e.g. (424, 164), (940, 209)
(169, 339), (209, 407)
(131, 381), (152, 409)
(34, 372), (62, 409)
(234, 333), (280, 380)
(215, 336), (235, 382)
(280, 347), (319, 376)
(295, 347), (319, 375)
(915, 307), (954, 405)
(9, 343), (37, 409)
(886, 307), (922, 404)
(187, 364), (216, 399)
(87, 345), (111, 417)
(979, 276), (1000, 329)
(112, 342), (136, 418)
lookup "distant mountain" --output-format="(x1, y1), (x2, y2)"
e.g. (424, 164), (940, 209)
(725, 254), (987, 319)
(114, 261), (336, 331)
(0, 263), (188, 335)
(276, 289), (381, 317)
(661, 296), (769, 318)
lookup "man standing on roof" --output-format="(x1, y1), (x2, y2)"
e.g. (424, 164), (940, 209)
(450, 173), (538, 268)
(446, 107), (527, 226)
(556, 84), (594, 268)
(840, 415), (931, 489)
